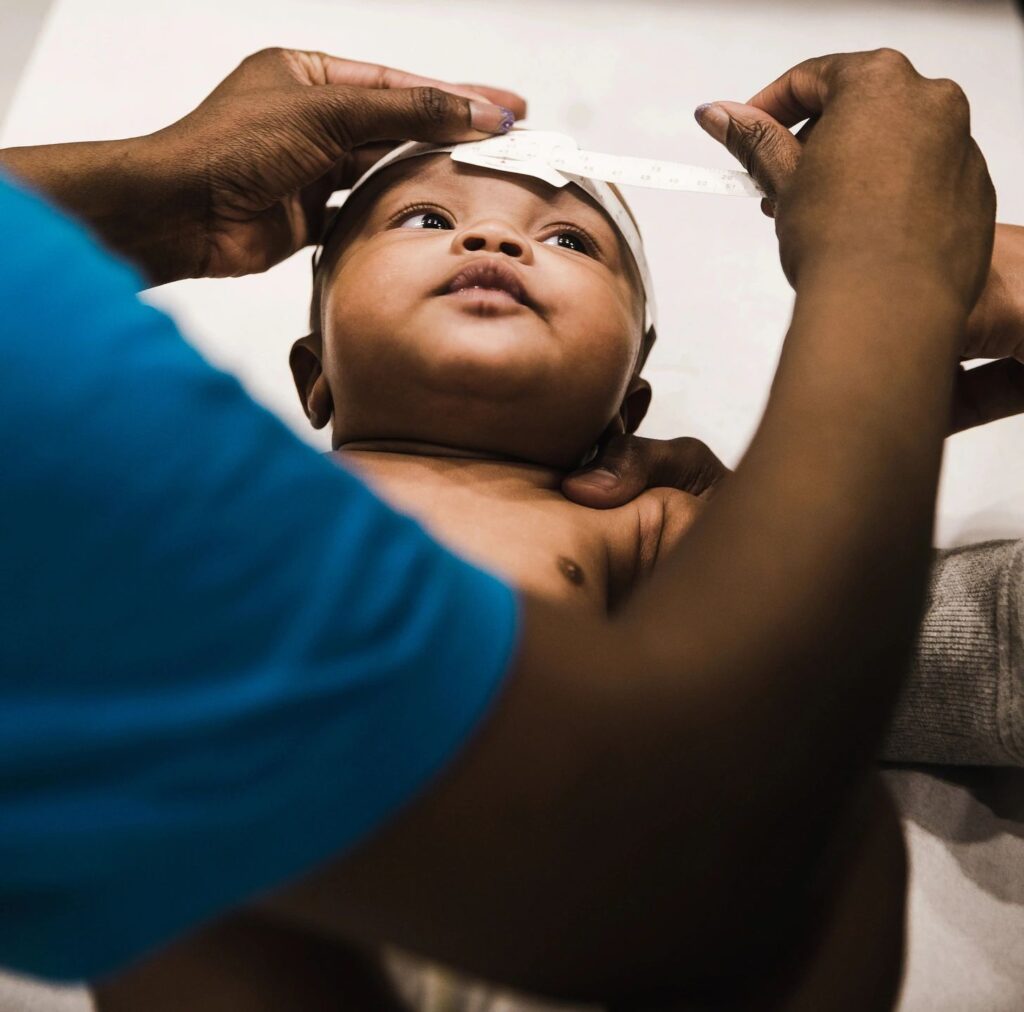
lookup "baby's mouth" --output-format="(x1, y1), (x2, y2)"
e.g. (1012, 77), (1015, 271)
(442, 259), (532, 309)
(445, 287), (523, 311)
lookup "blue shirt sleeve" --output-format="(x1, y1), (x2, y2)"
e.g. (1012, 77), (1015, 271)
(0, 173), (519, 981)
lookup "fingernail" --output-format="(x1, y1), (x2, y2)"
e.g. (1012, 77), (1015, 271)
(470, 101), (515, 135)
(694, 102), (730, 144)
(572, 467), (618, 490)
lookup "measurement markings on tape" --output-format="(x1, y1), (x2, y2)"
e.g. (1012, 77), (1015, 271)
(451, 131), (761, 198)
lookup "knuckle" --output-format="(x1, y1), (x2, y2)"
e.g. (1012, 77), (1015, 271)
(669, 436), (704, 457)
(668, 437), (719, 493)
(923, 77), (971, 136)
(869, 47), (913, 72)
(244, 46), (284, 66)
(730, 119), (777, 176)
(317, 88), (358, 150)
(930, 76), (969, 113)
(840, 48), (916, 88)
(410, 86), (453, 127)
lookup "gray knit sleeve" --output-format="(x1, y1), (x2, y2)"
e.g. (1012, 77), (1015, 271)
(881, 539), (1024, 765)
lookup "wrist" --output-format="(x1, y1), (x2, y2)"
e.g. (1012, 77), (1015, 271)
(775, 258), (965, 456)
(794, 253), (971, 351)
(120, 129), (207, 284)
(784, 206), (990, 325)
(0, 133), (204, 285)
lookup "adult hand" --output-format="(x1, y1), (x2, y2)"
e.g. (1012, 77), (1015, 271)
(0, 49), (525, 285)
(562, 435), (729, 507)
(695, 51), (1017, 431)
(695, 49), (994, 316)
(156, 49), (525, 280)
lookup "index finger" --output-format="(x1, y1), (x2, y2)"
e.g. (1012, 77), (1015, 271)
(318, 55), (528, 119)
(745, 54), (838, 127)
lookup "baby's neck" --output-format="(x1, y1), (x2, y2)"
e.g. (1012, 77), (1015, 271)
(338, 438), (514, 462)
(333, 441), (565, 494)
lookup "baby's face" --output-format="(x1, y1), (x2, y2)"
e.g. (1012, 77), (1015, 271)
(306, 155), (646, 467)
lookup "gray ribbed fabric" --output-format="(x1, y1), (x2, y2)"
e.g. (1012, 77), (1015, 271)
(882, 539), (1024, 765)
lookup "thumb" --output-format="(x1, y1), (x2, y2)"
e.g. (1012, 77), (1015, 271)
(694, 100), (801, 202)
(315, 84), (515, 150)
(562, 435), (729, 509)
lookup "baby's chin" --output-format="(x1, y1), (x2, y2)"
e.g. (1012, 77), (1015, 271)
(333, 369), (613, 470)
(327, 309), (623, 468)
(395, 313), (566, 400)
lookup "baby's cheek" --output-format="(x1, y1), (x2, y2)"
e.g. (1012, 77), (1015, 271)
(323, 269), (400, 354)
(580, 316), (641, 385)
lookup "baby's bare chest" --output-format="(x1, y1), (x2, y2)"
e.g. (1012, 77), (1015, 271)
(430, 499), (607, 606)
(362, 472), (621, 610)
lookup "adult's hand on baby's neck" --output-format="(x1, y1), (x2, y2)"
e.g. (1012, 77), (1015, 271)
(562, 434), (729, 508)
(0, 49), (524, 285)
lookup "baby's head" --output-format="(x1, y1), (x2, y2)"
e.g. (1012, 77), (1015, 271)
(293, 139), (655, 469)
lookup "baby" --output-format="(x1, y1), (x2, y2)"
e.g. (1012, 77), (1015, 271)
(290, 133), (703, 1012)
(290, 134), (703, 618)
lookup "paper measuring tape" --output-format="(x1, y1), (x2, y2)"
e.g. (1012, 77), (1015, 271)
(450, 130), (762, 197)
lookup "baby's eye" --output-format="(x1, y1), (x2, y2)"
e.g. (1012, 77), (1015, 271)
(398, 209), (453, 230)
(542, 231), (591, 255)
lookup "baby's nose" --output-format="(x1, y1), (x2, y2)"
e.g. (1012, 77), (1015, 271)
(453, 220), (532, 262)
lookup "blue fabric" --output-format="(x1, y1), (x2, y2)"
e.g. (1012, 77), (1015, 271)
(0, 172), (519, 981)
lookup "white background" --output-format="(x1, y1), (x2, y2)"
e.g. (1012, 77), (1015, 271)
(3, 2), (1024, 1009)
(4, 0), (1023, 548)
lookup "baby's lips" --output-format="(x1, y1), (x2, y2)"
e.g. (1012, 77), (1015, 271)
(444, 258), (530, 306)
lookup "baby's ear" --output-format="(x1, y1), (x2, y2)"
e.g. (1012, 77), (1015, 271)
(289, 334), (334, 430)
(620, 376), (652, 434)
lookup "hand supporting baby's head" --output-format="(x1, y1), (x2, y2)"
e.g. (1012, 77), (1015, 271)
(293, 152), (653, 469)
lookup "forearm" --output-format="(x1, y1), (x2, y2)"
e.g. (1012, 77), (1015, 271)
(623, 265), (961, 852)
(0, 134), (199, 284)
(634, 264), (960, 744)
